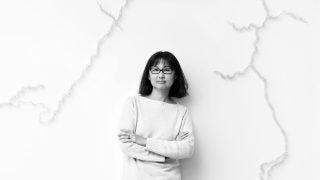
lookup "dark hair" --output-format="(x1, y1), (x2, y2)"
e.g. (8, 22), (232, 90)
(138, 51), (189, 98)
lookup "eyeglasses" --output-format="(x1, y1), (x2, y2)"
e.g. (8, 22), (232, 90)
(150, 67), (173, 74)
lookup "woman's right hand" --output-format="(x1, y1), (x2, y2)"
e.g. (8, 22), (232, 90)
(118, 129), (147, 146)
(176, 131), (189, 141)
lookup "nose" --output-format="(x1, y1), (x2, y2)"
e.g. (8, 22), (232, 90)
(158, 71), (165, 78)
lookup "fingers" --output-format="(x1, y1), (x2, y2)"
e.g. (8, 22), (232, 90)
(177, 131), (190, 140)
(119, 138), (134, 143)
(118, 130), (133, 137)
(179, 131), (189, 137)
(179, 131), (189, 135)
(182, 131), (189, 136)
(118, 134), (130, 139)
(120, 129), (133, 133)
(117, 130), (136, 143)
(177, 136), (187, 140)
(118, 132), (130, 137)
(180, 134), (188, 139)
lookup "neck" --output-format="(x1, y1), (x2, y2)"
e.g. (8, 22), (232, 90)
(148, 88), (170, 102)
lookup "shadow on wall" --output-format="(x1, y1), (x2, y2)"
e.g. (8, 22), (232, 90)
(174, 95), (205, 180)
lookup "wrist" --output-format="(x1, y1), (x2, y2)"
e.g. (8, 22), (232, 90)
(141, 137), (147, 147)
(135, 135), (147, 147)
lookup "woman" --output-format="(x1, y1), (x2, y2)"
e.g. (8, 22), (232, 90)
(117, 51), (194, 180)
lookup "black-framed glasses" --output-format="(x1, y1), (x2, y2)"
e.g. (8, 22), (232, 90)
(150, 67), (173, 74)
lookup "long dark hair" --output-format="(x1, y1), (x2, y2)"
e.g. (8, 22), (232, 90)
(138, 51), (188, 98)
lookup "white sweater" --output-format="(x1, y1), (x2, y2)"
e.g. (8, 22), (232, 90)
(118, 95), (194, 180)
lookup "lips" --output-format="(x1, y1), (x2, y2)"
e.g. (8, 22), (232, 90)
(157, 81), (166, 83)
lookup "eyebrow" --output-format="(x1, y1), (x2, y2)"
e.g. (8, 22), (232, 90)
(152, 65), (171, 68)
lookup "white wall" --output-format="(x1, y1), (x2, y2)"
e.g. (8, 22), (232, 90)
(0, 0), (319, 180)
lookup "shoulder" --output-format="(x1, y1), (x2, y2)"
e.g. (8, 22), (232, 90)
(176, 103), (191, 117)
(173, 102), (188, 114)
(122, 94), (140, 105)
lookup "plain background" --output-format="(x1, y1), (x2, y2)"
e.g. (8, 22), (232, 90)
(0, 0), (319, 179)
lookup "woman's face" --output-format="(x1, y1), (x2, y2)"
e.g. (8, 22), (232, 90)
(148, 59), (176, 91)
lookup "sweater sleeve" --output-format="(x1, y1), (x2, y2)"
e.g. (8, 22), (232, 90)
(118, 96), (165, 162)
(145, 107), (195, 160)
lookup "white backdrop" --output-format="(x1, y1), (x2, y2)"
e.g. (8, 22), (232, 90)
(0, 0), (319, 180)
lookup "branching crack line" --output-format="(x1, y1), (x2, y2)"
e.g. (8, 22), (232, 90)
(41, 0), (131, 125)
(0, 0), (131, 125)
(0, 85), (51, 120)
(213, 0), (307, 180)
(97, 2), (123, 30)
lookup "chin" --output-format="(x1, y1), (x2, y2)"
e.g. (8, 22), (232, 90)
(156, 86), (170, 90)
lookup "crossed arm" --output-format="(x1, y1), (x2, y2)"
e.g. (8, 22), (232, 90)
(118, 131), (166, 162)
(117, 97), (194, 162)
(118, 129), (193, 161)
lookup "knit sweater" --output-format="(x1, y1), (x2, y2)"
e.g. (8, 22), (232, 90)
(118, 95), (194, 180)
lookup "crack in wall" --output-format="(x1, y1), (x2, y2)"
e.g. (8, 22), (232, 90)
(213, 0), (307, 180)
(0, 0), (130, 125)
(0, 85), (51, 121)
(0, 85), (45, 108)
(41, 0), (130, 125)
(97, 2), (123, 31)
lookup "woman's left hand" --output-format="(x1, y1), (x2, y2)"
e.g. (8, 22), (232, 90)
(118, 129), (147, 146)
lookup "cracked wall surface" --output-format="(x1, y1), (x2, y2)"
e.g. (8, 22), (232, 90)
(0, 0), (319, 180)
